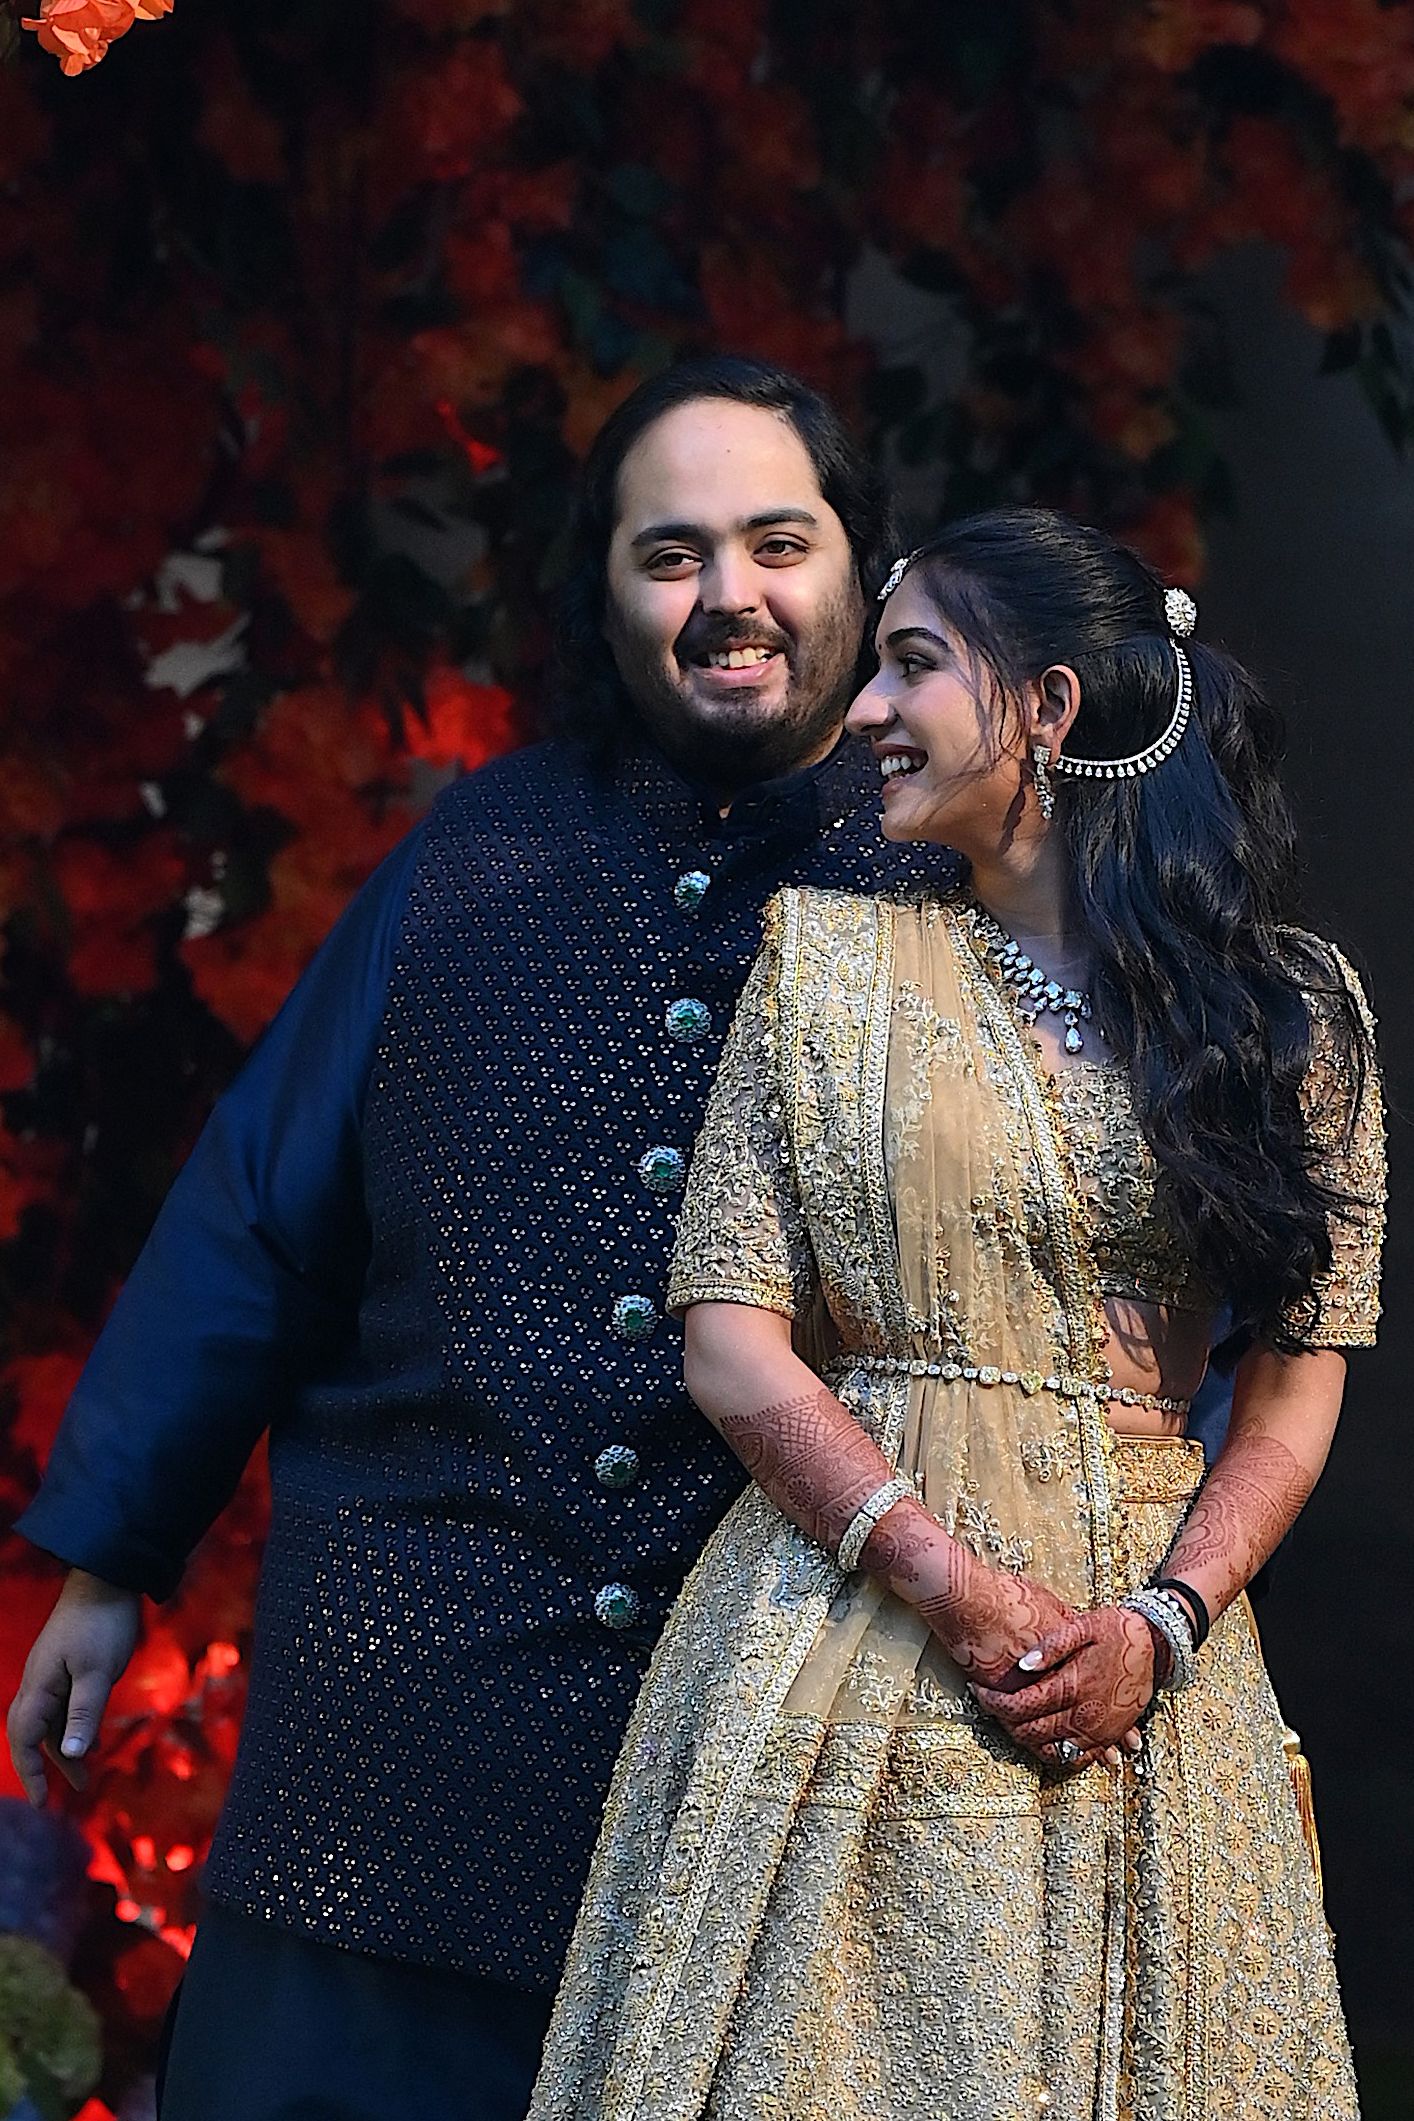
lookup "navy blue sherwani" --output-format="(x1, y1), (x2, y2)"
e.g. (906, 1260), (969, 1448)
(19, 734), (943, 2007)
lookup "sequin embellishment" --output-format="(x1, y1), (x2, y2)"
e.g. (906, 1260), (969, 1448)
(665, 998), (711, 1043)
(594, 1445), (641, 1489)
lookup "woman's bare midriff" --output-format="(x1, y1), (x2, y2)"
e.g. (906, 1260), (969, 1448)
(1100, 1293), (1216, 1437)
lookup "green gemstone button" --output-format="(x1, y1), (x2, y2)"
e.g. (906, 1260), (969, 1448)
(594, 1445), (641, 1489)
(637, 1146), (686, 1195)
(611, 1294), (658, 1342)
(665, 998), (711, 1043)
(674, 869), (711, 914)
(594, 1582), (641, 1629)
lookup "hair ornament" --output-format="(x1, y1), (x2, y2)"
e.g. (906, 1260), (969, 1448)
(1052, 639), (1193, 783)
(1164, 585), (1197, 638)
(877, 549), (922, 601)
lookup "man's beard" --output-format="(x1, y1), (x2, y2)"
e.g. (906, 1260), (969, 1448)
(605, 580), (865, 793)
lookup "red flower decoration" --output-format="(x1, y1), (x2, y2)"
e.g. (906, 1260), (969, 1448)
(22, 0), (174, 76)
(403, 665), (518, 771)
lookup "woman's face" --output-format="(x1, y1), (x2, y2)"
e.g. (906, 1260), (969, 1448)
(845, 576), (1036, 853)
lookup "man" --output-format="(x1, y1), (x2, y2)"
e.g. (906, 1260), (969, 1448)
(8, 356), (942, 2118)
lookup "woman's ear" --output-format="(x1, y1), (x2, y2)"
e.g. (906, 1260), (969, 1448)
(1033, 663), (1082, 757)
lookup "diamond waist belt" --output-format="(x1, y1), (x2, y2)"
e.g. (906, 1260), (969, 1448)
(827, 1352), (1191, 1421)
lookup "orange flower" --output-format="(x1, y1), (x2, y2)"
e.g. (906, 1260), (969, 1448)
(22, 0), (173, 76)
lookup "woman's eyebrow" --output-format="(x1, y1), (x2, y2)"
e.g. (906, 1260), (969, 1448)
(882, 626), (950, 651)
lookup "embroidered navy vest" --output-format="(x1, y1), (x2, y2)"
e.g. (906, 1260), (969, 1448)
(202, 738), (940, 1988)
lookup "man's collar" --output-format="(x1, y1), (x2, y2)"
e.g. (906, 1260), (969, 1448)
(615, 731), (878, 843)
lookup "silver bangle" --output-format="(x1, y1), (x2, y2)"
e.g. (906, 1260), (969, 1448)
(1123, 1586), (1198, 1692)
(837, 1477), (915, 1573)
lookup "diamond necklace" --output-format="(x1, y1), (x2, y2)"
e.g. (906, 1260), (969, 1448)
(965, 902), (1095, 1054)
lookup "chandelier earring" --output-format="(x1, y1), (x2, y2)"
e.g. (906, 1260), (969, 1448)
(1031, 743), (1056, 822)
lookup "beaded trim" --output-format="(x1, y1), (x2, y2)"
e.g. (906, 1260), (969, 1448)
(1052, 639), (1192, 782)
(834, 1352), (1190, 1419)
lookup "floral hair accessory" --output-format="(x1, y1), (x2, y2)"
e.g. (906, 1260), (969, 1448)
(1164, 586), (1197, 638)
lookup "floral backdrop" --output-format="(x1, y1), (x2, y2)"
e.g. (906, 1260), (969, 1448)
(1, 0), (1413, 2109)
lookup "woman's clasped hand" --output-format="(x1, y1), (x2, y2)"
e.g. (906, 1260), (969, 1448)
(967, 1591), (1156, 1772)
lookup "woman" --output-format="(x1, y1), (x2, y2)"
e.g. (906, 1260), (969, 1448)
(529, 510), (1384, 2120)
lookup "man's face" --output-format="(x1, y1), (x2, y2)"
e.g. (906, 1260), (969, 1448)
(603, 399), (865, 792)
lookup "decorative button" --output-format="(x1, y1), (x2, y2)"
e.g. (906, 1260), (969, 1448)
(665, 998), (711, 1043)
(594, 1582), (641, 1629)
(594, 1445), (641, 1489)
(674, 869), (711, 914)
(610, 1293), (659, 1342)
(637, 1145), (686, 1196)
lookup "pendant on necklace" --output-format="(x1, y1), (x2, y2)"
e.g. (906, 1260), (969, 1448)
(968, 906), (1095, 1053)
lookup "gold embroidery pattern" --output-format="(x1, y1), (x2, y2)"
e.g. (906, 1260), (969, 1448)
(1281, 940), (1386, 1346)
(948, 902), (1121, 1607)
(666, 903), (816, 1322)
(530, 1449), (1355, 2121)
(533, 895), (1364, 2121)
(1051, 1060), (1218, 1312)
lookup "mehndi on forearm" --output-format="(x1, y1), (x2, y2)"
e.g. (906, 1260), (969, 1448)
(713, 1387), (897, 1556)
(1162, 1419), (1318, 1622)
(714, 1391), (970, 1612)
(713, 1389), (1056, 1676)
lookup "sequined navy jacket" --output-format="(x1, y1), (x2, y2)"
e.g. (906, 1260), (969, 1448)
(18, 734), (946, 1990)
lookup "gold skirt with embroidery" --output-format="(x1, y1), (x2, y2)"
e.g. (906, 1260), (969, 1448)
(529, 1436), (1357, 2121)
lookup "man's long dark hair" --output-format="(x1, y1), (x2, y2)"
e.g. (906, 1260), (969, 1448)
(909, 507), (1372, 1353)
(549, 355), (896, 760)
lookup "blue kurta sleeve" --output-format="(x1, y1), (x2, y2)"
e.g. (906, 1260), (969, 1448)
(14, 823), (426, 1600)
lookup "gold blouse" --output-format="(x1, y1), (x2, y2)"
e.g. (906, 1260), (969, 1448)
(669, 902), (1385, 1352)
(1042, 1060), (1218, 1315)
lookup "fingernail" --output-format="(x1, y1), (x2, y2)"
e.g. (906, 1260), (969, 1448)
(60, 1737), (85, 1758)
(1018, 1650), (1042, 1672)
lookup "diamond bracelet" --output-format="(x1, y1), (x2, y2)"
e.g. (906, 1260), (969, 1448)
(1122, 1586), (1199, 1692)
(836, 1477), (917, 1573)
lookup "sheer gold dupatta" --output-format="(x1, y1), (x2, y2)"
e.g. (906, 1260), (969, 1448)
(528, 890), (1128, 2121)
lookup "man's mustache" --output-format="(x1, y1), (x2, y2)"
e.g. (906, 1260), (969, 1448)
(674, 618), (794, 665)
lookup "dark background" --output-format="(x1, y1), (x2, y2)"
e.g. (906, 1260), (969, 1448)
(1199, 246), (1412, 2079)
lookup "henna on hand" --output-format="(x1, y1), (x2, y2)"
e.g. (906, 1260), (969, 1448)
(972, 1607), (1156, 1761)
(714, 1381), (1084, 1689)
(870, 1505), (1081, 1686)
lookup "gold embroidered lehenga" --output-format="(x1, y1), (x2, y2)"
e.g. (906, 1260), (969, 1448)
(529, 886), (1384, 2121)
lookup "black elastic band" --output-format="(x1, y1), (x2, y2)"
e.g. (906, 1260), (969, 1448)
(1153, 1576), (1211, 1648)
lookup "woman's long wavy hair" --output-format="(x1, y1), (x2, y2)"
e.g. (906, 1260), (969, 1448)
(548, 354), (896, 762)
(907, 507), (1371, 1354)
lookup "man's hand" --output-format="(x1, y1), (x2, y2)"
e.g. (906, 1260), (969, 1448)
(971, 1605), (1156, 1767)
(7, 1570), (141, 1807)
